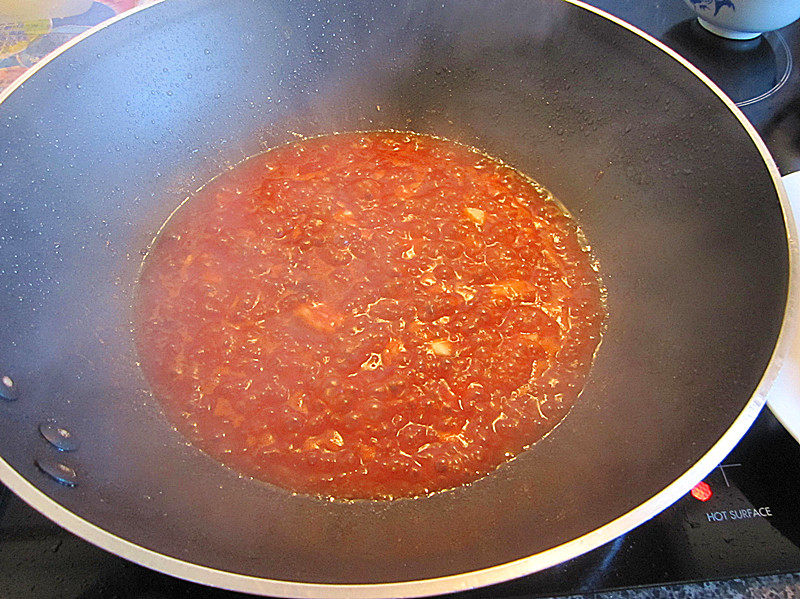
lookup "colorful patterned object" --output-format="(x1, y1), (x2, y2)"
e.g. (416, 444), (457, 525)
(0, 1), (147, 93)
(0, 20), (51, 60)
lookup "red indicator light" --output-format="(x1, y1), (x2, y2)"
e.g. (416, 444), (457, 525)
(691, 481), (713, 502)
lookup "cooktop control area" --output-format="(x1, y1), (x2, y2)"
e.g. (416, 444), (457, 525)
(461, 409), (800, 599)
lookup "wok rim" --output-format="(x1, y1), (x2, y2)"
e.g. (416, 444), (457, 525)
(0, 1), (796, 597)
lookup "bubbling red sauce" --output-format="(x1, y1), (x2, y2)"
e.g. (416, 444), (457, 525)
(135, 131), (605, 500)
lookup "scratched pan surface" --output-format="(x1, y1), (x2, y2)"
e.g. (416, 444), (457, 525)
(0, 0), (793, 597)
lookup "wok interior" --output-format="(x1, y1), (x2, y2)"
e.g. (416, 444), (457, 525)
(0, 0), (788, 585)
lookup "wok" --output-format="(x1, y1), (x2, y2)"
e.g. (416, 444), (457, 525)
(0, 0), (796, 596)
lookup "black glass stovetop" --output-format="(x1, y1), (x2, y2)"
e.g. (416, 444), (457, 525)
(2, 2), (800, 598)
(2, 408), (798, 599)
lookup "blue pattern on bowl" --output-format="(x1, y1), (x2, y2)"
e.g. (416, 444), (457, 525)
(686, 0), (736, 16)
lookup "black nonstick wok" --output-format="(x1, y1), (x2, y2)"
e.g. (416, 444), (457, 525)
(0, 0), (796, 597)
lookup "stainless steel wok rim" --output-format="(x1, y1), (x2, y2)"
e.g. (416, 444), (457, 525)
(0, 1), (796, 597)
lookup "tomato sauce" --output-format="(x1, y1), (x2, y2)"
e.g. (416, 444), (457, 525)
(136, 131), (605, 500)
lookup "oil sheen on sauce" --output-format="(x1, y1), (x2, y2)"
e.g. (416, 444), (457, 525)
(136, 131), (606, 500)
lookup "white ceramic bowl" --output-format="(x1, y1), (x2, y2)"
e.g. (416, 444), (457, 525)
(683, 0), (800, 39)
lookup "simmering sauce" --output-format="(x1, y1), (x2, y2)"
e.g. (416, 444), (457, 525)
(136, 131), (605, 500)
